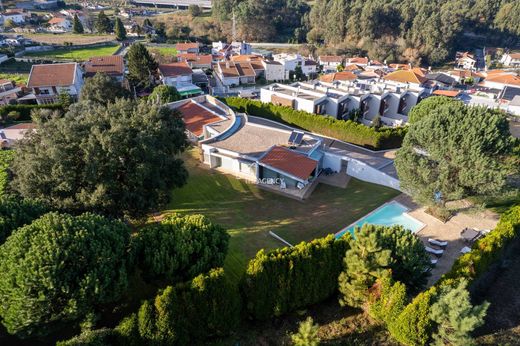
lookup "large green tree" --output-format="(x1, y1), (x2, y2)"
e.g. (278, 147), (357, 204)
(80, 73), (131, 105)
(11, 99), (188, 218)
(0, 212), (131, 338)
(430, 280), (489, 346)
(127, 43), (158, 90)
(95, 10), (112, 33)
(407, 96), (461, 124)
(114, 17), (127, 41)
(134, 214), (229, 283)
(149, 85), (181, 104)
(0, 197), (49, 245)
(72, 14), (84, 34)
(395, 100), (514, 207)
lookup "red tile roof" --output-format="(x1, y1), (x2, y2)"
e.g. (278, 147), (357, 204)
(319, 71), (357, 83)
(230, 54), (263, 62)
(432, 90), (460, 97)
(175, 42), (199, 51)
(177, 101), (222, 136)
(48, 17), (67, 24)
(383, 70), (427, 84)
(259, 146), (318, 181)
(158, 62), (193, 77)
(509, 53), (520, 59)
(348, 57), (368, 65)
(84, 55), (124, 77)
(28, 63), (77, 88)
(235, 62), (256, 77)
(319, 55), (343, 63)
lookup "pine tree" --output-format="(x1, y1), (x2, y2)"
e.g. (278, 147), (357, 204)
(114, 17), (127, 41)
(127, 43), (158, 90)
(430, 280), (489, 346)
(338, 224), (392, 308)
(72, 14), (84, 34)
(95, 10), (112, 33)
(291, 317), (320, 346)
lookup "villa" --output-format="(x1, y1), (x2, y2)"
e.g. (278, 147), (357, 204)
(27, 63), (84, 105)
(170, 95), (400, 198)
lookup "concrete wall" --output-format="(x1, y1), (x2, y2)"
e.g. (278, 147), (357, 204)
(347, 159), (400, 191)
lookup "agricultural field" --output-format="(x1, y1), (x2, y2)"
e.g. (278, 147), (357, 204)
(19, 33), (115, 45)
(24, 44), (120, 61)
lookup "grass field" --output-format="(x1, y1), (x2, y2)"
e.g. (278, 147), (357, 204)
(17, 33), (115, 45)
(24, 44), (120, 61)
(165, 149), (401, 281)
(147, 46), (178, 57)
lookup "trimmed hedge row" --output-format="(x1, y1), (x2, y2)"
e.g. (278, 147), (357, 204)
(242, 234), (350, 320)
(222, 97), (407, 150)
(116, 268), (240, 345)
(0, 104), (63, 121)
(441, 205), (520, 283)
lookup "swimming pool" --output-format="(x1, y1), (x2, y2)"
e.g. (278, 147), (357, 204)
(335, 201), (425, 238)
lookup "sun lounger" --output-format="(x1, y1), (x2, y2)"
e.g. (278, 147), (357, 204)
(460, 228), (482, 243)
(431, 258), (438, 265)
(428, 238), (448, 248)
(460, 246), (472, 254)
(425, 246), (443, 257)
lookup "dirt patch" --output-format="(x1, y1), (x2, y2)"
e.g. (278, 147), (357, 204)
(21, 34), (114, 45)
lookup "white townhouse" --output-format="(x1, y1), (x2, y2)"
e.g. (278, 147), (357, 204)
(319, 55), (343, 73)
(27, 63), (84, 104)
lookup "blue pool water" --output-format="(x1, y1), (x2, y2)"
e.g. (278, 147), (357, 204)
(335, 201), (424, 238)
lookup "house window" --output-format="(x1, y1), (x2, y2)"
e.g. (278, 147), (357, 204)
(40, 89), (50, 95)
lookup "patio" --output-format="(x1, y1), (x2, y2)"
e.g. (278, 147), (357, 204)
(394, 195), (500, 285)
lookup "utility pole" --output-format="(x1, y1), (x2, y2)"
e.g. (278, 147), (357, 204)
(231, 10), (237, 42)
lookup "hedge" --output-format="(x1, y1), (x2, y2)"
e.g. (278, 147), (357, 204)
(440, 205), (520, 283)
(0, 150), (14, 198)
(0, 104), (63, 121)
(242, 234), (350, 320)
(222, 97), (407, 150)
(116, 268), (240, 344)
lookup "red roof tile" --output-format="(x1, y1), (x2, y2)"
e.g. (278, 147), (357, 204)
(84, 55), (124, 77)
(28, 63), (77, 88)
(432, 90), (460, 97)
(259, 146), (318, 181)
(320, 71), (357, 83)
(319, 55), (343, 63)
(177, 101), (222, 136)
(158, 62), (193, 77)
(175, 42), (199, 51)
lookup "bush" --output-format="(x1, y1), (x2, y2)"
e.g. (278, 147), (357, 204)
(56, 328), (117, 346)
(388, 288), (436, 346)
(222, 97), (406, 150)
(368, 276), (407, 326)
(6, 110), (20, 120)
(242, 234), (350, 320)
(0, 212), (132, 338)
(134, 214), (229, 283)
(0, 104), (63, 121)
(116, 268), (240, 344)
(0, 197), (49, 244)
(441, 205), (520, 283)
(0, 149), (14, 197)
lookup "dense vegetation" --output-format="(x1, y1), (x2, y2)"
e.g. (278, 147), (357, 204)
(223, 97), (406, 150)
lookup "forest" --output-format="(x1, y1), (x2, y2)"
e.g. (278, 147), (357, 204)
(211, 0), (520, 65)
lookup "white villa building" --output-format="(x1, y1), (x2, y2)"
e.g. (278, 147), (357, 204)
(27, 63), (84, 104)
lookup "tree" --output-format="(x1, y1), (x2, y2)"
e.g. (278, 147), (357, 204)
(291, 317), (320, 346)
(11, 99), (188, 218)
(134, 214), (229, 283)
(58, 91), (73, 109)
(148, 85), (181, 104)
(430, 280), (489, 346)
(127, 43), (158, 90)
(0, 197), (49, 245)
(0, 150), (14, 197)
(114, 17), (127, 41)
(395, 100), (514, 208)
(407, 96), (461, 124)
(95, 10), (112, 33)
(0, 212), (132, 338)
(338, 225), (392, 308)
(80, 73), (131, 106)
(72, 14), (84, 34)
(189, 4), (202, 17)
(372, 114), (382, 129)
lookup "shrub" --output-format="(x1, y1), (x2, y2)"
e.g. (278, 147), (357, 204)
(291, 317), (321, 346)
(0, 103), (63, 121)
(0, 212), (132, 338)
(0, 197), (49, 244)
(6, 110), (20, 120)
(0, 149), (14, 197)
(56, 328), (117, 346)
(222, 97), (406, 150)
(368, 276), (407, 326)
(134, 214), (229, 283)
(116, 268), (240, 344)
(242, 234), (350, 320)
(388, 288), (436, 346)
(441, 205), (520, 283)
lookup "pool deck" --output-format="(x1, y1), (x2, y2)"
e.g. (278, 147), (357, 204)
(394, 195), (500, 286)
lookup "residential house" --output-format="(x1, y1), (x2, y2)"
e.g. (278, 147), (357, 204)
(83, 55), (125, 82)
(261, 60), (285, 81)
(383, 69), (427, 89)
(273, 53), (302, 78)
(449, 70), (483, 84)
(346, 57), (369, 67)
(424, 72), (456, 89)
(319, 71), (357, 83)
(158, 62), (202, 97)
(215, 61), (256, 86)
(230, 41), (252, 55)
(0, 79), (22, 105)
(499, 86), (520, 103)
(500, 52), (520, 67)
(302, 59), (318, 77)
(456, 51), (477, 70)
(318, 56), (343, 73)
(171, 95), (400, 198)
(17, 0), (58, 10)
(177, 53), (213, 69)
(0, 123), (36, 148)
(1, 9), (27, 25)
(47, 16), (72, 32)
(480, 70), (520, 90)
(27, 63), (83, 104)
(507, 95), (520, 116)
(175, 42), (200, 55)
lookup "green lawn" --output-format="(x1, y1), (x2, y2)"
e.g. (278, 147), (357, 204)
(24, 44), (120, 61)
(165, 149), (401, 281)
(147, 46), (178, 57)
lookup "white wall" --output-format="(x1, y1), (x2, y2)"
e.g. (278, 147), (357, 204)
(347, 159), (401, 191)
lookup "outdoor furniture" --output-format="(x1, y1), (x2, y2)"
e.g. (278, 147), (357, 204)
(428, 238), (448, 248)
(460, 228), (482, 243)
(460, 246), (472, 254)
(425, 246), (443, 257)
(431, 258), (438, 265)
